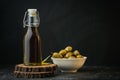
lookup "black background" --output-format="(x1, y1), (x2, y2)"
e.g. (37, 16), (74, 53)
(0, 0), (120, 66)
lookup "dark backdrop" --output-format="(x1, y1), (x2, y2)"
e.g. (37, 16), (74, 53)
(0, 0), (120, 66)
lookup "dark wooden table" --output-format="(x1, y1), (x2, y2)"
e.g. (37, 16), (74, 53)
(0, 65), (120, 80)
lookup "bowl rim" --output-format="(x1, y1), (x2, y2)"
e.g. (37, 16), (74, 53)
(51, 56), (87, 60)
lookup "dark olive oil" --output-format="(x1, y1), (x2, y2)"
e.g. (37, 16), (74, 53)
(23, 27), (42, 66)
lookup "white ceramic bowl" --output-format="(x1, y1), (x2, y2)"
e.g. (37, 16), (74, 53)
(51, 57), (87, 72)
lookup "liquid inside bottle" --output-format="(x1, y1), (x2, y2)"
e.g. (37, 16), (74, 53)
(23, 9), (42, 66)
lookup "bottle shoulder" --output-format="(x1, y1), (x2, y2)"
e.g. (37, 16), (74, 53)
(23, 27), (40, 39)
(24, 32), (40, 40)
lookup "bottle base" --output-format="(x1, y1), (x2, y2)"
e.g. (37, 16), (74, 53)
(24, 63), (41, 66)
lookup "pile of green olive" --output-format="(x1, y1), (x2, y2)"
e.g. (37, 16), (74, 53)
(52, 46), (84, 59)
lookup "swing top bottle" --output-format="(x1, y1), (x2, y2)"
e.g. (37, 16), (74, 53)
(23, 9), (42, 66)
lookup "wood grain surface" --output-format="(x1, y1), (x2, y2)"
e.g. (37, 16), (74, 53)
(14, 64), (57, 78)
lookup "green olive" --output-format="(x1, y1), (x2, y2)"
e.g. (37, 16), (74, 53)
(73, 50), (80, 56)
(59, 49), (67, 56)
(68, 56), (76, 59)
(76, 54), (83, 58)
(65, 52), (73, 58)
(52, 52), (63, 58)
(65, 46), (72, 52)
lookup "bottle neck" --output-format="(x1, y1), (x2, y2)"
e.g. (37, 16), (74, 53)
(28, 16), (39, 27)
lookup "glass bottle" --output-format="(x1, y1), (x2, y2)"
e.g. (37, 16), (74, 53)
(23, 9), (42, 66)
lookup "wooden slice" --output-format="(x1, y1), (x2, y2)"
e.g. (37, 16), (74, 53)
(14, 63), (57, 78)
